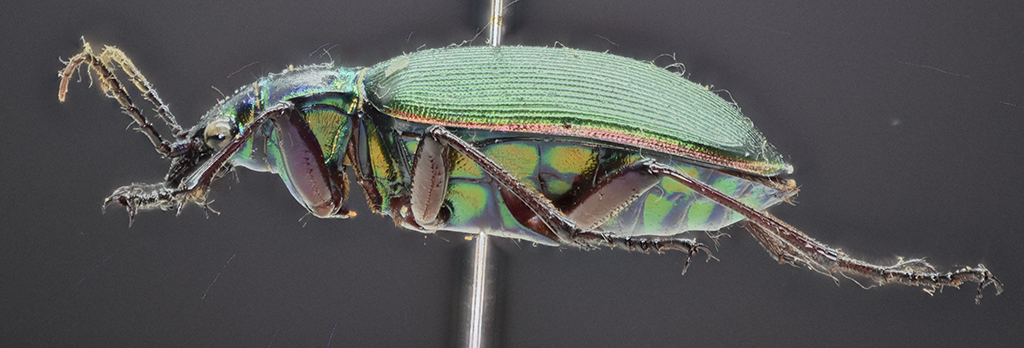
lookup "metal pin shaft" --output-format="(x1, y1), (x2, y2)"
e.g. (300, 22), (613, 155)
(461, 2), (505, 347)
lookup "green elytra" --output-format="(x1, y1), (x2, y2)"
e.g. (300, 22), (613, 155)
(204, 46), (795, 244)
(365, 47), (791, 176)
(360, 47), (795, 243)
(58, 41), (1002, 301)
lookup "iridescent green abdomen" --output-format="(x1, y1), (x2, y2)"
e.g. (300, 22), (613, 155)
(389, 126), (794, 245)
(63, 40), (1002, 300)
(364, 46), (790, 176)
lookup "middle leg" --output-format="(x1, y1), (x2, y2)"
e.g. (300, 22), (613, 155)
(420, 126), (711, 272)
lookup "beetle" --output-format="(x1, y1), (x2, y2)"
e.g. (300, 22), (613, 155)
(58, 39), (1001, 301)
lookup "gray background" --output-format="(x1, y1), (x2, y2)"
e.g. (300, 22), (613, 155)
(3, 0), (1022, 346)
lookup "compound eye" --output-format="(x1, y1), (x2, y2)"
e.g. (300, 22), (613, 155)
(203, 118), (236, 151)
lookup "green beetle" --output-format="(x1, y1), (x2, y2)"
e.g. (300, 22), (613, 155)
(59, 41), (1001, 301)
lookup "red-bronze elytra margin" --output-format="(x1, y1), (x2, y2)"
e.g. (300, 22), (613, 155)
(385, 109), (786, 177)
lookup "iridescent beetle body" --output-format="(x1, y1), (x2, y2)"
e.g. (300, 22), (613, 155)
(58, 42), (1002, 301)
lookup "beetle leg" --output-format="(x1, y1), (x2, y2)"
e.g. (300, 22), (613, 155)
(103, 103), (285, 222)
(105, 101), (351, 223)
(566, 159), (662, 230)
(426, 127), (1002, 297)
(422, 126), (711, 272)
(641, 161), (1002, 302)
(246, 101), (349, 218)
(103, 183), (184, 226)
(404, 130), (450, 231)
(424, 126), (577, 236)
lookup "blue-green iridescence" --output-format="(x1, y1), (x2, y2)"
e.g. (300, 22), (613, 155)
(394, 132), (792, 245)
(202, 65), (361, 173)
(199, 48), (794, 246)
(365, 46), (791, 176)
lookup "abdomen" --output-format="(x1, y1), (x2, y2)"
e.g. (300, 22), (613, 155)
(395, 131), (795, 245)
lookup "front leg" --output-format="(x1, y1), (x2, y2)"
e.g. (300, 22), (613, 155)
(261, 102), (349, 218)
(105, 101), (351, 221)
(103, 183), (185, 226)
